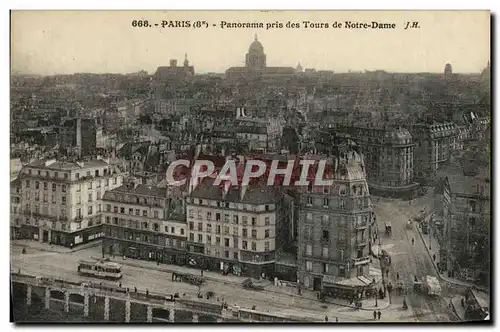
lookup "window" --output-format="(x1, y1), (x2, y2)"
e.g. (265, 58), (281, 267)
(25, 180), (30, 188)
(323, 187), (329, 194)
(135, 209), (140, 216)
(322, 230), (329, 241)
(216, 237), (221, 245)
(224, 251), (229, 258)
(307, 196), (312, 205)
(197, 210), (202, 220)
(233, 215), (239, 224)
(339, 266), (346, 277)
(189, 233), (194, 241)
(251, 242), (257, 251)
(98, 204), (101, 212)
(264, 241), (269, 251)
(189, 222), (194, 230)
(62, 197), (66, 205)
(106, 204), (111, 212)
(323, 263), (328, 274)
(265, 217), (270, 226)
(206, 235), (212, 244)
(306, 212), (312, 221)
(251, 229), (257, 239)
(198, 234), (203, 243)
(35, 181), (39, 189)
(97, 180), (101, 188)
(88, 206), (93, 215)
(77, 184), (81, 192)
(233, 227), (238, 236)
(172, 227), (176, 234)
(142, 210), (147, 217)
(207, 223), (212, 233)
(188, 209), (194, 218)
(323, 198), (329, 207)
(43, 193), (48, 202)
(214, 249), (220, 257)
(242, 228), (248, 238)
(216, 213), (221, 221)
(306, 244), (312, 256)
(307, 182), (313, 193)
(76, 208), (82, 218)
(113, 206), (118, 213)
(88, 182), (93, 189)
(51, 195), (56, 204)
(339, 199), (345, 209)
(224, 226), (229, 235)
(89, 194), (94, 203)
(224, 214), (230, 223)
(242, 216), (248, 225)
(198, 223), (203, 232)
(43, 182), (47, 190)
(233, 252), (239, 260)
(251, 217), (256, 226)
(62, 185), (66, 193)
(242, 241), (248, 250)
(77, 195), (81, 205)
(52, 183), (56, 191)
(105, 216), (110, 223)
(306, 261), (313, 272)
(233, 238), (238, 248)
(265, 229), (270, 238)
(224, 238), (230, 247)
(153, 223), (159, 231)
(207, 212), (212, 220)
(97, 192), (101, 200)
(216, 225), (221, 234)
(322, 247), (329, 257)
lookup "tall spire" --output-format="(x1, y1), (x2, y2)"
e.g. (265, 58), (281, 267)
(184, 53), (189, 67)
(254, 33), (258, 41)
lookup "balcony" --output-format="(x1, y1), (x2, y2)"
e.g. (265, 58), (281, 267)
(353, 256), (371, 266)
(355, 222), (368, 230)
(356, 238), (368, 247)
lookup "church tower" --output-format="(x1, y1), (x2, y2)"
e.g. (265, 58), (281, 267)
(245, 34), (266, 71)
(184, 53), (189, 67)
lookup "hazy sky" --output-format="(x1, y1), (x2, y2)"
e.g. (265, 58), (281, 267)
(11, 10), (490, 75)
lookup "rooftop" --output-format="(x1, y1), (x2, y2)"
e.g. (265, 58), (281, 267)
(26, 159), (109, 170)
(105, 184), (167, 198)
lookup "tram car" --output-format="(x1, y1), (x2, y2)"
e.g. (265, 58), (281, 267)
(77, 258), (123, 280)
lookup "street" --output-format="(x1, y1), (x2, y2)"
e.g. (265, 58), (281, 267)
(373, 191), (460, 322)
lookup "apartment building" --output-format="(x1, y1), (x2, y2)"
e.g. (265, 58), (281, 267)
(101, 182), (188, 264)
(186, 178), (291, 278)
(326, 122), (419, 199)
(16, 158), (124, 247)
(297, 150), (375, 294)
(410, 122), (457, 185)
(10, 178), (22, 239)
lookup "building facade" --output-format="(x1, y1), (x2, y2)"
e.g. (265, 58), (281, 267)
(327, 123), (419, 199)
(410, 122), (457, 185)
(186, 178), (292, 278)
(101, 182), (188, 264)
(15, 158), (124, 247)
(297, 150), (375, 293)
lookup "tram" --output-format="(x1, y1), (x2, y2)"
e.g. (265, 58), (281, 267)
(77, 258), (123, 280)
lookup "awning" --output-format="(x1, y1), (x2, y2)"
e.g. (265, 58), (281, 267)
(323, 275), (337, 285)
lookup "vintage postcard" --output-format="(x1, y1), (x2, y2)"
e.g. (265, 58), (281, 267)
(10, 10), (491, 323)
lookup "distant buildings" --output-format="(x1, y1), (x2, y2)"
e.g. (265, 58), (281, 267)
(60, 118), (102, 157)
(12, 158), (124, 247)
(225, 35), (297, 80)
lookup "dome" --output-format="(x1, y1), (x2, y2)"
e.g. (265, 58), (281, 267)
(249, 34), (264, 53)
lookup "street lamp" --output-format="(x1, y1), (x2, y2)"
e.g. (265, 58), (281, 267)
(375, 291), (378, 307)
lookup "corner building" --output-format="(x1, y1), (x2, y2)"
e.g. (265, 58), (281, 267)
(297, 150), (375, 294)
(16, 159), (124, 247)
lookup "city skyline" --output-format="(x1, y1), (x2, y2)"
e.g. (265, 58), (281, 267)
(11, 10), (490, 76)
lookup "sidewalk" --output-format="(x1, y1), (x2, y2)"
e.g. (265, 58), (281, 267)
(99, 255), (391, 311)
(414, 219), (488, 292)
(11, 239), (102, 254)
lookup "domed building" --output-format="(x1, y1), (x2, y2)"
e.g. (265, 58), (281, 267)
(226, 35), (297, 80)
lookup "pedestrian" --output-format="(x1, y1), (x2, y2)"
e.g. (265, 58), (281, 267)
(386, 270), (389, 278)
(119, 282), (122, 288)
(201, 269), (204, 277)
(335, 317), (338, 323)
(412, 238), (415, 245)
(373, 310), (377, 320)
(325, 315), (328, 322)
(377, 310), (381, 320)
(433, 254), (436, 261)
(134, 287), (137, 293)
(146, 289), (149, 297)
(396, 272), (400, 280)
